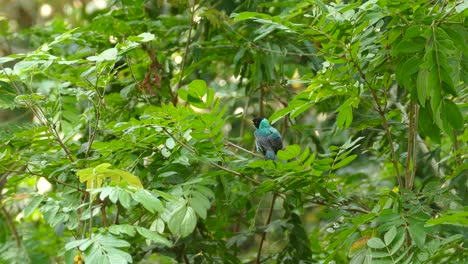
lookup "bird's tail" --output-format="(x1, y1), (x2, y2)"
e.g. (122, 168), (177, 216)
(265, 150), (276, 160)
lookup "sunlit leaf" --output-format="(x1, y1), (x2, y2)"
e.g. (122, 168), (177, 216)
(367, 237), (386, 249)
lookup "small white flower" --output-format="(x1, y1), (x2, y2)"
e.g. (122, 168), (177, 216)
(326, 227), (335, 233)
(333, 222), (340, 228)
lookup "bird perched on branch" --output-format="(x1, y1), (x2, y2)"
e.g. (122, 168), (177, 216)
(252, 117), (283, 160)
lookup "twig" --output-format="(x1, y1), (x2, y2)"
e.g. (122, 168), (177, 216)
(24, 167), (87, 193)
(348, 52), (403, 187)
(0, 66), (75, 162)
(409, 106), (418, 189)
(183, 253), (190, 264)
(175, 4), (197, 105)
(0, 23), (12, 54)
(0, 206), (21, 248)
(86, 88), (103, 159)
(394, 102), (443, 178)
(405, 100), (414, 189)
(126, 54), (151, 105)
(239, 94), (250, 141)
(259, 85), (264, 117)
(162, 128), (261, 185)
(256, 193), (277, 264)
(100, 200), (109, 227)
(224, 140), (263, 158)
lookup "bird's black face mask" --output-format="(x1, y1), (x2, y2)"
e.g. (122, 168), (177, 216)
(252, 117), (263, 129)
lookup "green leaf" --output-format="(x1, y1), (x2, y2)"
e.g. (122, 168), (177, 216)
(99, 48), (118, 61)
(65, 238), (89, 251)
(455, 2), (468, 13)
(418, 106), (440, 143)
(110, 169), (143, 188)
(14, 93), (46, 106)
(441, 99), (463, 130)
(332, 154), (357, 170)
(87, 48), (118, 62)
(150, 218), (165, 234)
(23, 194), (44, 217)
(108, 224), (136, 237)
(367, 237), (386, 249)
(384, 226), (397, 245)
(133, 190), (164, 213)
(164, 202), (197, 237)
(118, 190), (132, 209)
(179, 206), (197, 237)
(136, 227), (172, 247)
(389, 230), (406, 255)
(277, 144), (301, 160)
(416, 69), (429, 105)
(189, 192), (210, 219)
(127, 32), (155, 42)
(370, 250), (390, 258)
(394, 37), (425, 53)
(187, 80), (207, 97)
(396, 56), (421, 80)
(0, 81), (17, 110)
(0, 56), (16, 64)
(407, 220), (426, 250)
(336, 105), (353, 128)
(233, 12), (272, 21)
(425, 211), (468, 227)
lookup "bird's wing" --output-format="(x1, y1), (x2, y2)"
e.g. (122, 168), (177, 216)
(267, 127), (283, 152)
(255, 128), (282, 153)
(254, 133), (270, 153)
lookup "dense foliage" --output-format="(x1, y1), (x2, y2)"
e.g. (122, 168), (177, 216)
(0, 0), (466, 263)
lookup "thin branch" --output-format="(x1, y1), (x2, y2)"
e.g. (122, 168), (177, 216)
(348, 53), (403, 187)
(0, 206), (21, 248)
(126, 54), (151, 105)
(405, 100), (415, 189)
(23, 167), (87, 193)
(225, 140), (264, 158)
(85, 98), (102, 159)
(162, 128), (261, 185)
(394, 102), (444, 178)
(183, 253), (190, 264)
(100, 200), (109, 227)
(175, 4), (197, 105)
(259, 85), (264, 117)
(238, 94), (250, 141)
(31, 105), (76, 162)
(0, 23), (12, 54)
(0, 66), (75, 162)
(88, 201), (93, 237)
(256, 193), (277, 264)
(409, 106), (419, 189)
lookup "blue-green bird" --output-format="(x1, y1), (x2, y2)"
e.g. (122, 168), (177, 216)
(252, 117), (283, 160)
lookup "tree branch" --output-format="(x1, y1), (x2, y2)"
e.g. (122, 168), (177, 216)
(256, 193), (277, 264)
(86, 84), (104, 159)
(0, 206), (21, 248)
(175, 4), (197, 105)
(348, 53), (403, 187)
(394, 102), (444, 178)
